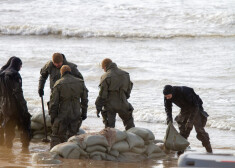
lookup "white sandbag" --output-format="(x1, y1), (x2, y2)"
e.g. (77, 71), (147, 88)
(31, 112), (51, 127)
(33, 134), (45, 139)
(126, 132), (144, 149)
(113, 128), (127, 142)
(50, 142), (81, 159)
(31, 121), (44, 130)
(86, 145), (107, 153)
(148, 152), (166, 159)
(90, 151), (106, 160)
(68, 135), (86, 149)
(146, 143), (163, 156)
(32, 152), (61, 164)
(131, 146), (147, 154)
(118, 152), (147, 162)
(84, 135), (109, 147)
(109, 150), (119, 157)
(164, 122), (190, 151)
(127, 127), (155, 141)
(106, 153), (118, 161)
(91, 155), (102, 160)
(111, 140), (129, 152)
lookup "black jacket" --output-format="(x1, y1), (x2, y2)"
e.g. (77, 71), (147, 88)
(164, 86), (203, 122)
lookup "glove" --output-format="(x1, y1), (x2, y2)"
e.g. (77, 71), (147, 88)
(166, 117), (173, 125)
(185, 121), (193, 131)
(96, 110), (101, 118)
(38, 88), (44, 97)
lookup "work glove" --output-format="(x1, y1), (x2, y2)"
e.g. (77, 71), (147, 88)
(185, 121), (193, 131)
(38, 88), (44, 97)
(96, 110), (101, 118)
(166, 117), (173, 125)
(81, 109), (87, 120)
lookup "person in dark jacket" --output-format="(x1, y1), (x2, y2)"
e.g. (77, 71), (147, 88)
(38, 53), (83, 97)
(163, 85), (212, 155)
(95, 58), (135, 130)
(0, 57), (31, 149)
(0, 56), (17, 145)
(49, 65), (88, 149)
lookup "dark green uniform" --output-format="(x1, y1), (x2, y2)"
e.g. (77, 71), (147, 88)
(95, 62), (135, 130)
(38, 56), (83, 91)
(49, 72), (88, 148)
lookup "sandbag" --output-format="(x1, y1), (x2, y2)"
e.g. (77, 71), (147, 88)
(33, 129), (45, 135)
(126, 132), (144, 149)
(31, 121), (44, 130)
(127, 127), (155, 141)
(77, 128), (86, 135)
(90, 151), (106, 160)
(32, 152), (61, 164)
(68, 135), (86, 149)
(84, 135), (109, 147)
(113, 128), (127, 142)
(106, 153), (118, 161)
(109, 150), (119, 157)
(50, 142), (81, 159)
(131, 146), (147, 154)
(86, 145), (107, 153)
(33, 134), (45, 139)
(31, 112), (51, 127)
(111, 140), (129, 152)
(164, 122), (189, 151)
(146, 143), (163, 156)
(148, 152), (166, 159)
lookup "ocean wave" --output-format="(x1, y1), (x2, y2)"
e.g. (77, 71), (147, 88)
(1, 25), (235, 39)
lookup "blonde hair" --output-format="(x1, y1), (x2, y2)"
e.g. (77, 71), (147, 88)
(60, 65), (71, 76)
(52, 53), (63, 63)
(101, 58), (112, 69)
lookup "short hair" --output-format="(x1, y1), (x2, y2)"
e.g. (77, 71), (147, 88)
(101, 58), (112, 69)
(52, 53), (63, 63)
(60, 65), (71, 76)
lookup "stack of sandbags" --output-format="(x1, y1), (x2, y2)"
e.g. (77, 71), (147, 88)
(31, 112), (51, 139)
(49, 127), (166, 162)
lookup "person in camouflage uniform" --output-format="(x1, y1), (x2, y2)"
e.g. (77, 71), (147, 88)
(163, 85), (212, 156)
(95, 58), (135, 130)
(38, 53), (83, 97)
(49, 65), (88, 149)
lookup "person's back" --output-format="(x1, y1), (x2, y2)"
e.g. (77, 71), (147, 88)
(49, 65), (88, 148)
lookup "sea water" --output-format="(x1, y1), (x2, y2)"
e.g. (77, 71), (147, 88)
(0, 0), (235, 167)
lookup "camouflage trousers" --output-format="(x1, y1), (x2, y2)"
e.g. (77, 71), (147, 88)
(50, 118), (81, 149)
(175, 109), (212, 152)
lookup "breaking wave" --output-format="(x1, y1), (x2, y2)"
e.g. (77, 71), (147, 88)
(1, 25), (235, 39)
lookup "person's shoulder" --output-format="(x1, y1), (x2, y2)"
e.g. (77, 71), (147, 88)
(66, 61), (77, 68)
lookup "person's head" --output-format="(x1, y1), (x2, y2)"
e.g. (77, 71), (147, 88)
(60, 65), (71, 76)
(101, 58), (112, 72)
(163, 85), (173, 99)
(8, 57), (22, 71)
(52, 53), (63, 69)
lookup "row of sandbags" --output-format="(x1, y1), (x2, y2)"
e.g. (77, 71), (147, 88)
(31, 112), (51, 139)
(49, 127), (166, 162)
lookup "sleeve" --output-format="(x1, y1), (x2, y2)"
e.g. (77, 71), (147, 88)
(95, 78), (109, 111)
(81, 84), (89, 113)
(49, 85), (60, 121)
(126, 78), (133, 99)
(71, 65), (84, 80)
(164, 97), (173, 120)
(38, 62), (50, 90)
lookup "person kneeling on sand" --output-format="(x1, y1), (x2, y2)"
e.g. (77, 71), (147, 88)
(163, 85), (212, 156)
(49, 65), (88, 149)
(0, 57), (31, 149)
(95, 58), (135, 130)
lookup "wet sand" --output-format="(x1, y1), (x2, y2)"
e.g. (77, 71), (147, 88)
(0, 117), (234, 168)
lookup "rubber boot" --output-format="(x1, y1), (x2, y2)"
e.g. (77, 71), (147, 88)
(205, 144), (213, 153)
(177, 150), (184, 157)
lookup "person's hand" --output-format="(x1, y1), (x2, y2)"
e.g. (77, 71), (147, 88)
(167, 117), (173, 125)
(96, 110), (101, 118)
(38, 88), (44, 97)
(185, 121), (193, 130)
